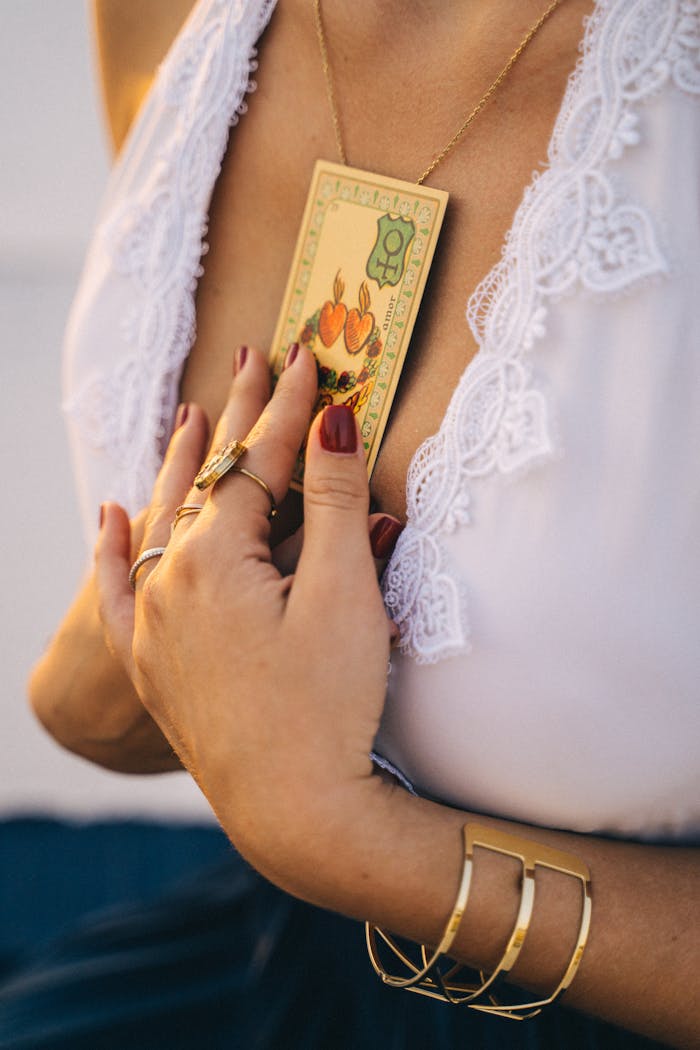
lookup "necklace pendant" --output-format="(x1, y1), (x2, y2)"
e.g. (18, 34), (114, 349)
(270, 160), (448, 489)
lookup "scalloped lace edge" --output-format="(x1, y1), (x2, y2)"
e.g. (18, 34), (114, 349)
(64, 0), (277, 514)
(382, 0), (700, 664)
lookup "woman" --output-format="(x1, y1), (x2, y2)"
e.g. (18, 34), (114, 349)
(25, 0), (699, 1046)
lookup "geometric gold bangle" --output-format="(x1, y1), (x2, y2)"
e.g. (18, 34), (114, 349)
(459, 824), (592, 1018)
(365, 822), (592, 1021)
(366, 822), (476, 991)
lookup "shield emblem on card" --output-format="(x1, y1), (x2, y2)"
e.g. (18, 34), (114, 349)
(366, 214), (416, 289)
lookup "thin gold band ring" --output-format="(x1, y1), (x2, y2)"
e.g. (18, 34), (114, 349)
(230, 467), (278, 519)
(171, 504), (204, 534)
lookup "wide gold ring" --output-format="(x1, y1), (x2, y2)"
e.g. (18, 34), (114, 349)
(194, 440), (247, 490)
(230, 467), (278, 519)
(170, 503), (204, 535)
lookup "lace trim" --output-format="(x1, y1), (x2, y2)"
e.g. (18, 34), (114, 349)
(64, 0), (277, 513)
(383, 0), (700, 664)
(64, 0), (700, 662)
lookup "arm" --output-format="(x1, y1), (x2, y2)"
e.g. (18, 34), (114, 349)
(242, 780), (698, 1048)
(96, 344), (700, 1047)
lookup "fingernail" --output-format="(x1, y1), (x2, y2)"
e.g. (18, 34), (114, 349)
(174, 402), (189, 430)
(99, 503), (105, 529)
(320, 404), (357, 454)
(370, 516), (403, 559)
(234, 345), (248, 375)
(284, 342), (299, 370)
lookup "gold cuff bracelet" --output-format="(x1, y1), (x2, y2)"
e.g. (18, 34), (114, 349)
(366, 823), (592, 1020)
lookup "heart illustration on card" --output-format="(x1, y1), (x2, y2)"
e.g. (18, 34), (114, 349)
(318, 270), (348, 347)
(344, 280), (375, 354)
(319, 301), (347, 346)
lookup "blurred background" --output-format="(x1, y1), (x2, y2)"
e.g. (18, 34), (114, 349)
(0, 1), (225, 983)
(0, 1), (213, 821)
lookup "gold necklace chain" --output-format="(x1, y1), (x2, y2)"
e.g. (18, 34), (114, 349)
(313, 0), (567, 186)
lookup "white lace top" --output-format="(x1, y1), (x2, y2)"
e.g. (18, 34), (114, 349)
(63, 0), (700, 840)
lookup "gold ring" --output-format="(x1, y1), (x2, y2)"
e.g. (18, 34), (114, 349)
(230, 467), (278, 519)
(194, 439), (247, 490)
(170, 503), (204, 535)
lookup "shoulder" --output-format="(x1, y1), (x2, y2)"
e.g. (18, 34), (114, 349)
(92, 0), (197, 154)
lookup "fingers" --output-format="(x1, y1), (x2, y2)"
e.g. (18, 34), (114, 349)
(272, 523), (304, 577)
(368, 514), (404, 648)
(274, 512), (403, 579)
(147, 402), (210, 530)
(136, 345), (272, 575)
(273, 511), (402, 579)
(199, 343), (319, 528)
(199, 344), (272, 468)
(177, 345), (280, 520)
(368, 515), (404, 647)
(368, 512), (403, 578)
(131, 403), (210, 589)
(95, 502), (137, 677)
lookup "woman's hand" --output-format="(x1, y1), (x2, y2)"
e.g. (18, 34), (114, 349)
(31, 339), (400, 777)
(97, 344), (401, 869)
(95, 343), (700, 1047)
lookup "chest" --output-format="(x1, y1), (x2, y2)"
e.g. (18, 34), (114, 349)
(180, 0), (592, 521)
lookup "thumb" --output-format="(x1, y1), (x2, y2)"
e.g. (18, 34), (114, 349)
(95, 501), (137, 677)
(294, 406), (392, 689)
(296, 405), (377, 604)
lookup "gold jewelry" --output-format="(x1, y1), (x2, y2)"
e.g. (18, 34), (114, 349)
(128, 546), (167, 590)
(230, 467), (278, 519)
(313, 0), (568, 185)
(170, 503), (204, 534)
(194, 439), (247, 490)
(366, 823), (592, 1020)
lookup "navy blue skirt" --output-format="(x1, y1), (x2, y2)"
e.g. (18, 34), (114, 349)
(0, 820), (665, 1050)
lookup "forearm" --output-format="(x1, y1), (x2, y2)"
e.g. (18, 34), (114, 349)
(227, 777), (699, 1047)
(30, 514), (181, 774)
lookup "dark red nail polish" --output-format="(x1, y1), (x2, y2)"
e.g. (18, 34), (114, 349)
(370, 516), (403, 559)
(284, 342), (299, 369)
(99, 503), (105, 529)
(234, 345), (248, 375)
(174, 402), (189, 430)
(320, 405), (357, 453)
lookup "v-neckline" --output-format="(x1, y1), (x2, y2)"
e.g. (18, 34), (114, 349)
(199, 0), (600, 523)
